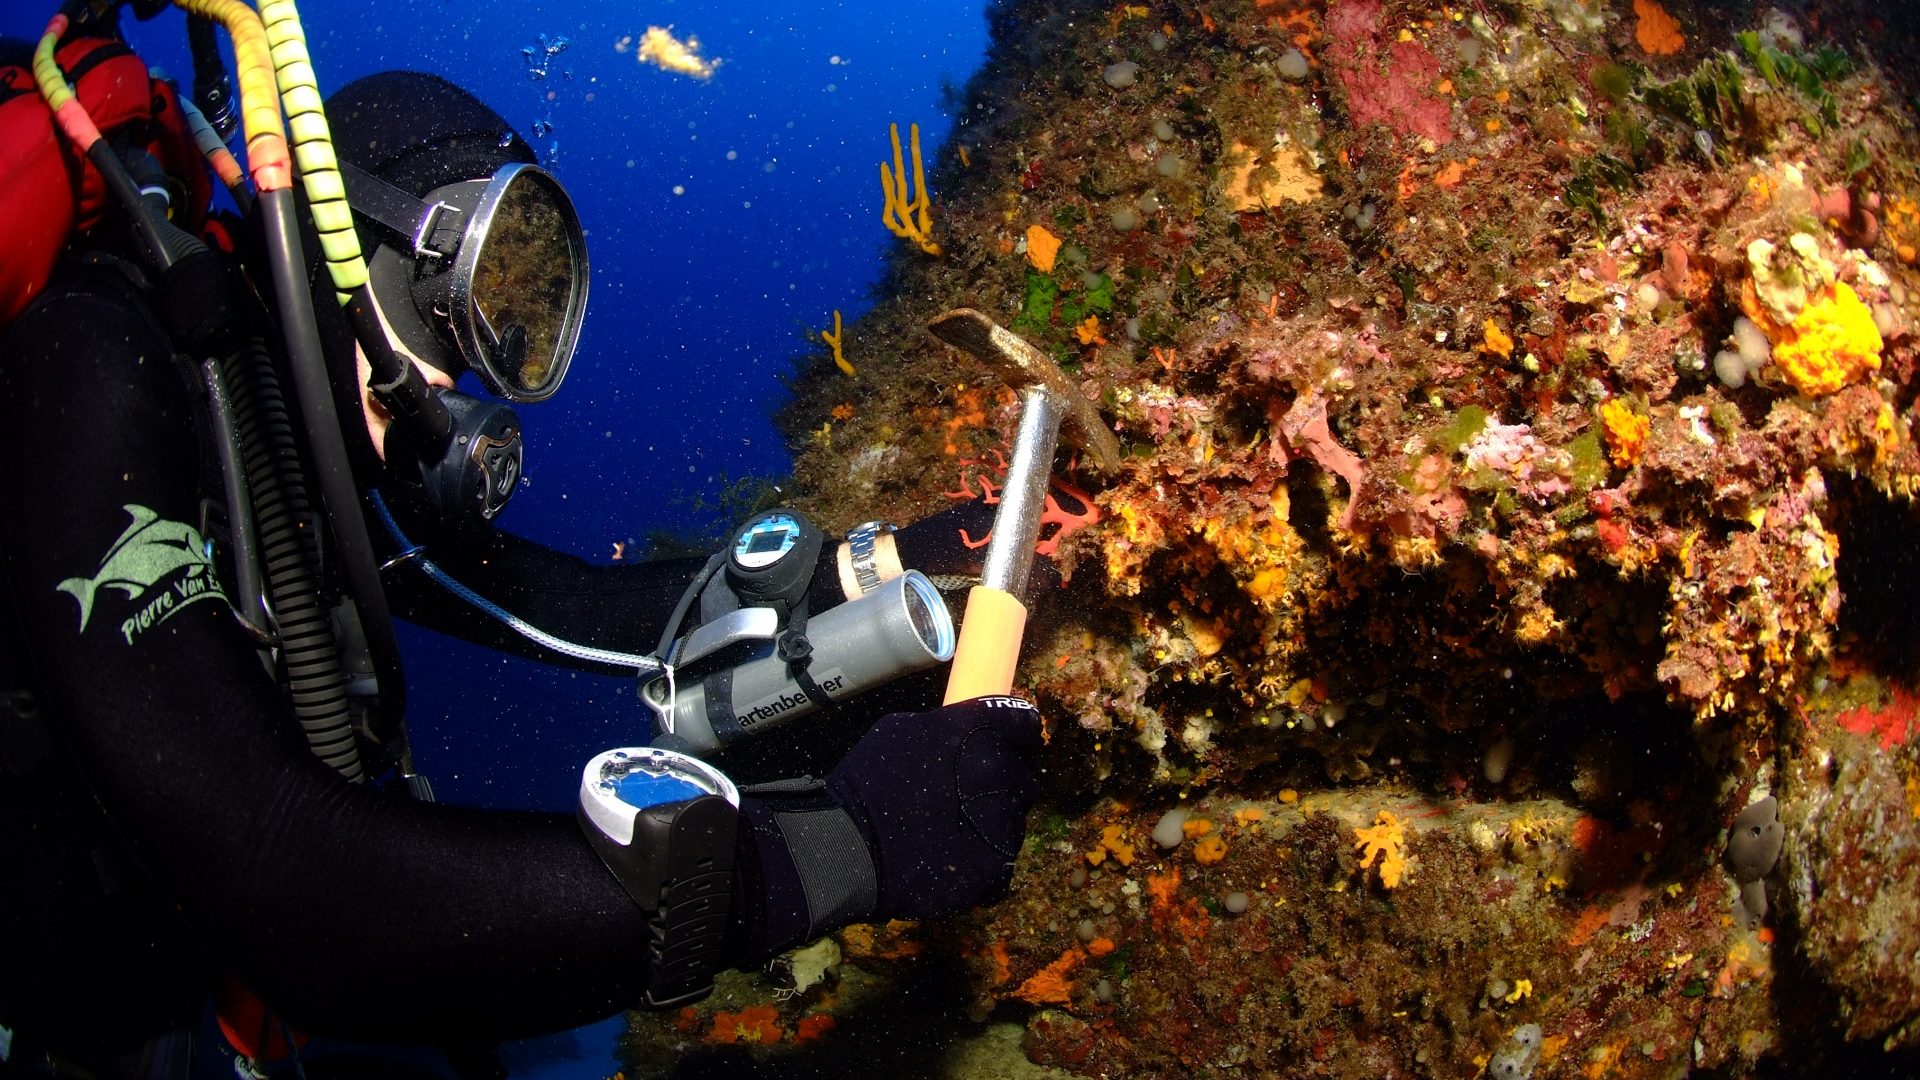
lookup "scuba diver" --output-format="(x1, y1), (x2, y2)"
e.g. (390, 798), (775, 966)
(0, 4), (1044, 1077)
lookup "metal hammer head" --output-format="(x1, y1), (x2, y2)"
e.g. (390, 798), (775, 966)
(926, 308), (1122, 474)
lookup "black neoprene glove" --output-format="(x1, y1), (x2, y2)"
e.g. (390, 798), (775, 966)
(728, 695), (1042, 964)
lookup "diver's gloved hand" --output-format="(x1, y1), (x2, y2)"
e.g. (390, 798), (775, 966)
(728, 695), (1042, 963)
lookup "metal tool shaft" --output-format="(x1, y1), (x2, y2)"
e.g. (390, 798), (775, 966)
(982, 386), (1065, 596)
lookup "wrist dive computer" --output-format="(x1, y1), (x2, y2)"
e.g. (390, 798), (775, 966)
(578, 746), (740, 1008)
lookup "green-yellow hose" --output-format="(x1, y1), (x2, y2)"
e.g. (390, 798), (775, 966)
(172, 0), (291, 192)
(35, 14), (111, 152)
(32, 16), (79, 116)
(256, 0), (367, 302)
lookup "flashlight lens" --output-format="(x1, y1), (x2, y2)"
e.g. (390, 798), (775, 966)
(903, 572), (956, 661)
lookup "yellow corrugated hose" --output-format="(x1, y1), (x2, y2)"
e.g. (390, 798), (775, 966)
(255, 0), (367, 302)
(31, 16), (78, 114)
(170, 0), (290, 193)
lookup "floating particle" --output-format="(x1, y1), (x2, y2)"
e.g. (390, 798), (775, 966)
(637, 26), (719, 81)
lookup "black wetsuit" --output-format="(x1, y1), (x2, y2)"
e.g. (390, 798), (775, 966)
(0, 254), (959, 1065)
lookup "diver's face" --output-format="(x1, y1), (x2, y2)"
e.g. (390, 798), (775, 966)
(356, 286), (455, 461)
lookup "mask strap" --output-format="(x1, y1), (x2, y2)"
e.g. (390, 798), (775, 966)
(339, 160), (466, 260)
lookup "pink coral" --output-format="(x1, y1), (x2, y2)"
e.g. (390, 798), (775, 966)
(947, 459), (1102, 558)
(1269, 392), (1368, 528)
(1396, 453), (1469, 537)
(1463, 420), (1572, 502)
(1325, 0), (1454, 145)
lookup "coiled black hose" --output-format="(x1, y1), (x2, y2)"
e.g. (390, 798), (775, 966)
(220, 339), (363, 780)
(260, 188), (407, 743)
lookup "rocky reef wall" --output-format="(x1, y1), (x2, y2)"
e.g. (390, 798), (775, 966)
(625, 0), (1920, 1075)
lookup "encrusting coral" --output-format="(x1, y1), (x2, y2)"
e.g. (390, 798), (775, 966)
(1353, 809), (1409, 888)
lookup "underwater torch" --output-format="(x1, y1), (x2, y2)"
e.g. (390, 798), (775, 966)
(642, 569), (956, 756)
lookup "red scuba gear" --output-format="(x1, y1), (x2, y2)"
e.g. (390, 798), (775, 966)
(0, 36), (211, 326)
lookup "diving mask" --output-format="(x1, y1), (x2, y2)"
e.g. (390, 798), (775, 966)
(344, 160), (589, 403)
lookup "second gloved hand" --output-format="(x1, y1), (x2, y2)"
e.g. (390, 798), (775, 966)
(729, 695), (1041, 963)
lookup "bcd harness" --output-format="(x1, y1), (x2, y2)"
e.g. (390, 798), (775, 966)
(0, 26), (429, 1068)
(0, 32), (412, 788)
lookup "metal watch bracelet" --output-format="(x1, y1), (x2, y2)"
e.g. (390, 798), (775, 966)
(845, 520), (893, 595)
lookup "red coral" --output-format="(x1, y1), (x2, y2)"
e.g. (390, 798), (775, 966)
(1835, 684), (1920, 750)
(1595, 517), (1631, 554)
(793, 1013), (837, 1045)
(1325, 0), (1453, 144)
(947, 457), (1103, 557)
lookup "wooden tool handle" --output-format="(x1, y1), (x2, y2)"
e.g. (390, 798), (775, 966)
(942, 585), (1029, 703)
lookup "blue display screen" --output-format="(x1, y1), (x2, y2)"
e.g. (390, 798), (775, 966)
(615, 771), (705, 810)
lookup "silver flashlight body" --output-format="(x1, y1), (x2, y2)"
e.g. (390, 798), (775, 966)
(645, 569), (955, 755)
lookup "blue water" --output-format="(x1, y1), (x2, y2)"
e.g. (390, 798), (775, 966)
(4, 1), (989, 1072)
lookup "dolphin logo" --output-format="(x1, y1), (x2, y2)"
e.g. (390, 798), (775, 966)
(58, 505), (211, 633)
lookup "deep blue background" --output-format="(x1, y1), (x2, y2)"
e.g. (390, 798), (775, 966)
(4, 1), (989, 1072)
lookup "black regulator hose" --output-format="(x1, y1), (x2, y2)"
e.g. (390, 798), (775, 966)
(66, 85), (371, 776)
(220, 337), (364, 779)
(115, 166), (370, 779)
(85, 140), (177, 274)
(185, 13), (237, 141)
(260, 186), (407, 747)
(345, 286), (454, 456)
